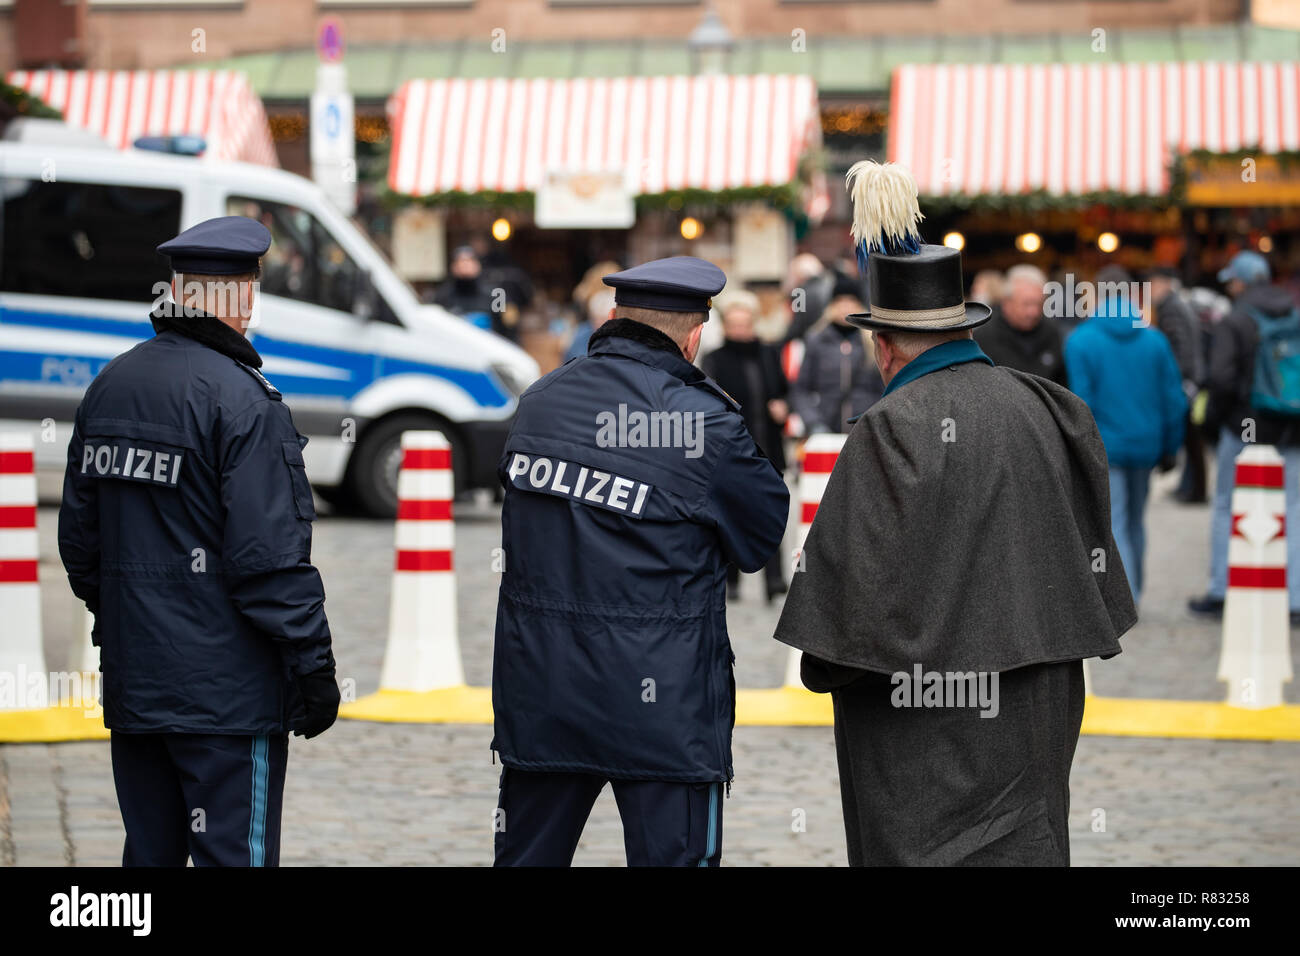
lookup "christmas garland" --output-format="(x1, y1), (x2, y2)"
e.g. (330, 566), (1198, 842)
(382, 182), (804, 213)
(920, 147), (1300, 212)
(0, 81), (62, 120)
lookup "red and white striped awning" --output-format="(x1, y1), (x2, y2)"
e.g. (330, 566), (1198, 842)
(890, 62), (1300, 197)
(5, 69), (279, 167)
(387, 74), (824, 200)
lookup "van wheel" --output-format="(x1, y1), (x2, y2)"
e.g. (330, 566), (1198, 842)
(346, 415), (466, 518)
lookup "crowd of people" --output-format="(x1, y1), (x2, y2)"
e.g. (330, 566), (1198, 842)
(436, 240), (1300, 616)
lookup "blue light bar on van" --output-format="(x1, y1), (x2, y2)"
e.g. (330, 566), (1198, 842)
(132, 135), (207, 157)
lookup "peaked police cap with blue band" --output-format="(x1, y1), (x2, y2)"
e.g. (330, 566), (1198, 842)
(603, 256), (726, 314)
(157, 215), (271, 275)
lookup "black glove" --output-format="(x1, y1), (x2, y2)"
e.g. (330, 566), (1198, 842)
(1158, 454), (1178, 474)
(294, 669), (340, 739)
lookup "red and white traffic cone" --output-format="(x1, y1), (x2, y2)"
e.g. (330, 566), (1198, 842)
(345, 429), (491, 723)
(1218, 444), (1294, 709)
(0, 434), (105, 741)
(378, 431), (464, 692)
(782, 433), (847, 688)
(0, 432), (45, 710)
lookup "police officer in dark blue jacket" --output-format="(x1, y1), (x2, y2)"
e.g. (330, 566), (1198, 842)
(492, 256), (790, 866)
(58, 217), (339, 867)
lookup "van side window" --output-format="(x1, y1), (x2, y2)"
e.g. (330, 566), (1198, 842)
(227, 196), (395, 323)
(1, 178), (181, 301)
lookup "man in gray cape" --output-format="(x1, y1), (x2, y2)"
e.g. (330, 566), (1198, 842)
(774, 161), (1137, 866)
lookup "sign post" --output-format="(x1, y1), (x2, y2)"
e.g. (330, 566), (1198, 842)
(310, 19), (356, 215)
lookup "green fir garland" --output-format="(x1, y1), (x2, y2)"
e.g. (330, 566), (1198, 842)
(0, 81), (62, 120)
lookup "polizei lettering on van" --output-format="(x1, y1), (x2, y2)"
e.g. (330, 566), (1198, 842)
(506, 452), (652, 518)
(81, 440), (183, 487)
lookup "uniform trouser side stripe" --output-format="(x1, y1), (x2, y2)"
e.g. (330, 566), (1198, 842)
(699, 783), (720, 867)
(248, 735), (269, 867)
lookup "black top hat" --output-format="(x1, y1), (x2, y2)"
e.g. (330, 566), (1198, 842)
(842, 160), (991, 334)
(847, 244), (991, 333)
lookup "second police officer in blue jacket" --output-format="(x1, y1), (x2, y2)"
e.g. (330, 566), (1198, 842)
(58, 217), (339, 867)
(492, 256), (791, 866)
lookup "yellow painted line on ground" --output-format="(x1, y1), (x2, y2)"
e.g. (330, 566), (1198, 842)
(0, 705), (110, 743)
(735, 687), (834, 725)
(3, 689), (1295, 743)
(341, 685), (1300, 741)
(341, 686), (493, 724)
(1080, 696), (1300, 741)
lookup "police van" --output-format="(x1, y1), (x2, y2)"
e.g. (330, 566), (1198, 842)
(0, 126), (538, 515)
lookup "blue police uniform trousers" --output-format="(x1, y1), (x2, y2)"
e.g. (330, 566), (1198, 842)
(110, 731), (288, 867)
(494, 768), (724, 867)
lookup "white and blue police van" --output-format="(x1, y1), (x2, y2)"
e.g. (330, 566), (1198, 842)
(0, 123), (538, 516)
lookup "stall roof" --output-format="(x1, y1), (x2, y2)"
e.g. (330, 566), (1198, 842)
(889, 61), (1300, 197)
(5, 69), (278, 166)
(387, 74), (823, 197)
(185, 25), (1300, 101)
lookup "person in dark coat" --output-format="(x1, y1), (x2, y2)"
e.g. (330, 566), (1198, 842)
(434, 245), (516, 341)
(974, 264), (1069, 386)
(773, 161), (1135, 867)
(702, 296), (790, 601)
(1147, 267), (1208, 503)
(491, 256), (790, 867)
(784, 253), (835, 342)
(790, 273), (885, 433)
(58, 217), (339, 867)
(1189, 250), (1300, 618)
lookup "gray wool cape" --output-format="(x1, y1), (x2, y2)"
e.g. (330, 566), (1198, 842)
(774, 359), (1137, 867)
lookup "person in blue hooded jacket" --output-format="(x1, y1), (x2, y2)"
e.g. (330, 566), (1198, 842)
(491, 256), (790, 867)
(1064, 268), (1187, 603)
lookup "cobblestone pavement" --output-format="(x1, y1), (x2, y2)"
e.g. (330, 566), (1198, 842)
(4, 470), (1299, 866)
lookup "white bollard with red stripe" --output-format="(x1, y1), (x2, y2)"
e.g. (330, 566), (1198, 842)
(377, 431), (465, 692)
(1217, 444), (1294, 709)
(783, 433), (847, 688)
(0, 433), (46, 710)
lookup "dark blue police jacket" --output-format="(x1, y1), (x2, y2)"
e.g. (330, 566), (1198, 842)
(58, 307), (334, 735)
(491, 319), (790, 783)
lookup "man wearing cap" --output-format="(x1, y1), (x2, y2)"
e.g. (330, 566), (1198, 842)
(1190, 250), (1300, 619)
(774, 161), (1136, 866)
(491, 256), (790, 866)
(59, 216), (339, 866)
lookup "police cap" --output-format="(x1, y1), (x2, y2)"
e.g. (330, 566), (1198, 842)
(603, 256), (726, 314)
(157, 216), (271, 276)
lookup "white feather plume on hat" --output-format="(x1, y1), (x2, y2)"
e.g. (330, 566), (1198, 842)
(846, 160), (924, 271)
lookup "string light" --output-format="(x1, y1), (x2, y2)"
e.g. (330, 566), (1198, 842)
(1016, 232), (1042, 253)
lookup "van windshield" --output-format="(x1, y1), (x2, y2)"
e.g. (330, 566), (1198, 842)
(227, 196), (408, 323)
(346, 212), (420, 306)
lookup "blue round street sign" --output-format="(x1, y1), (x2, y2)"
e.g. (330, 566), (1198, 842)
(324, 102), (341, 139)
